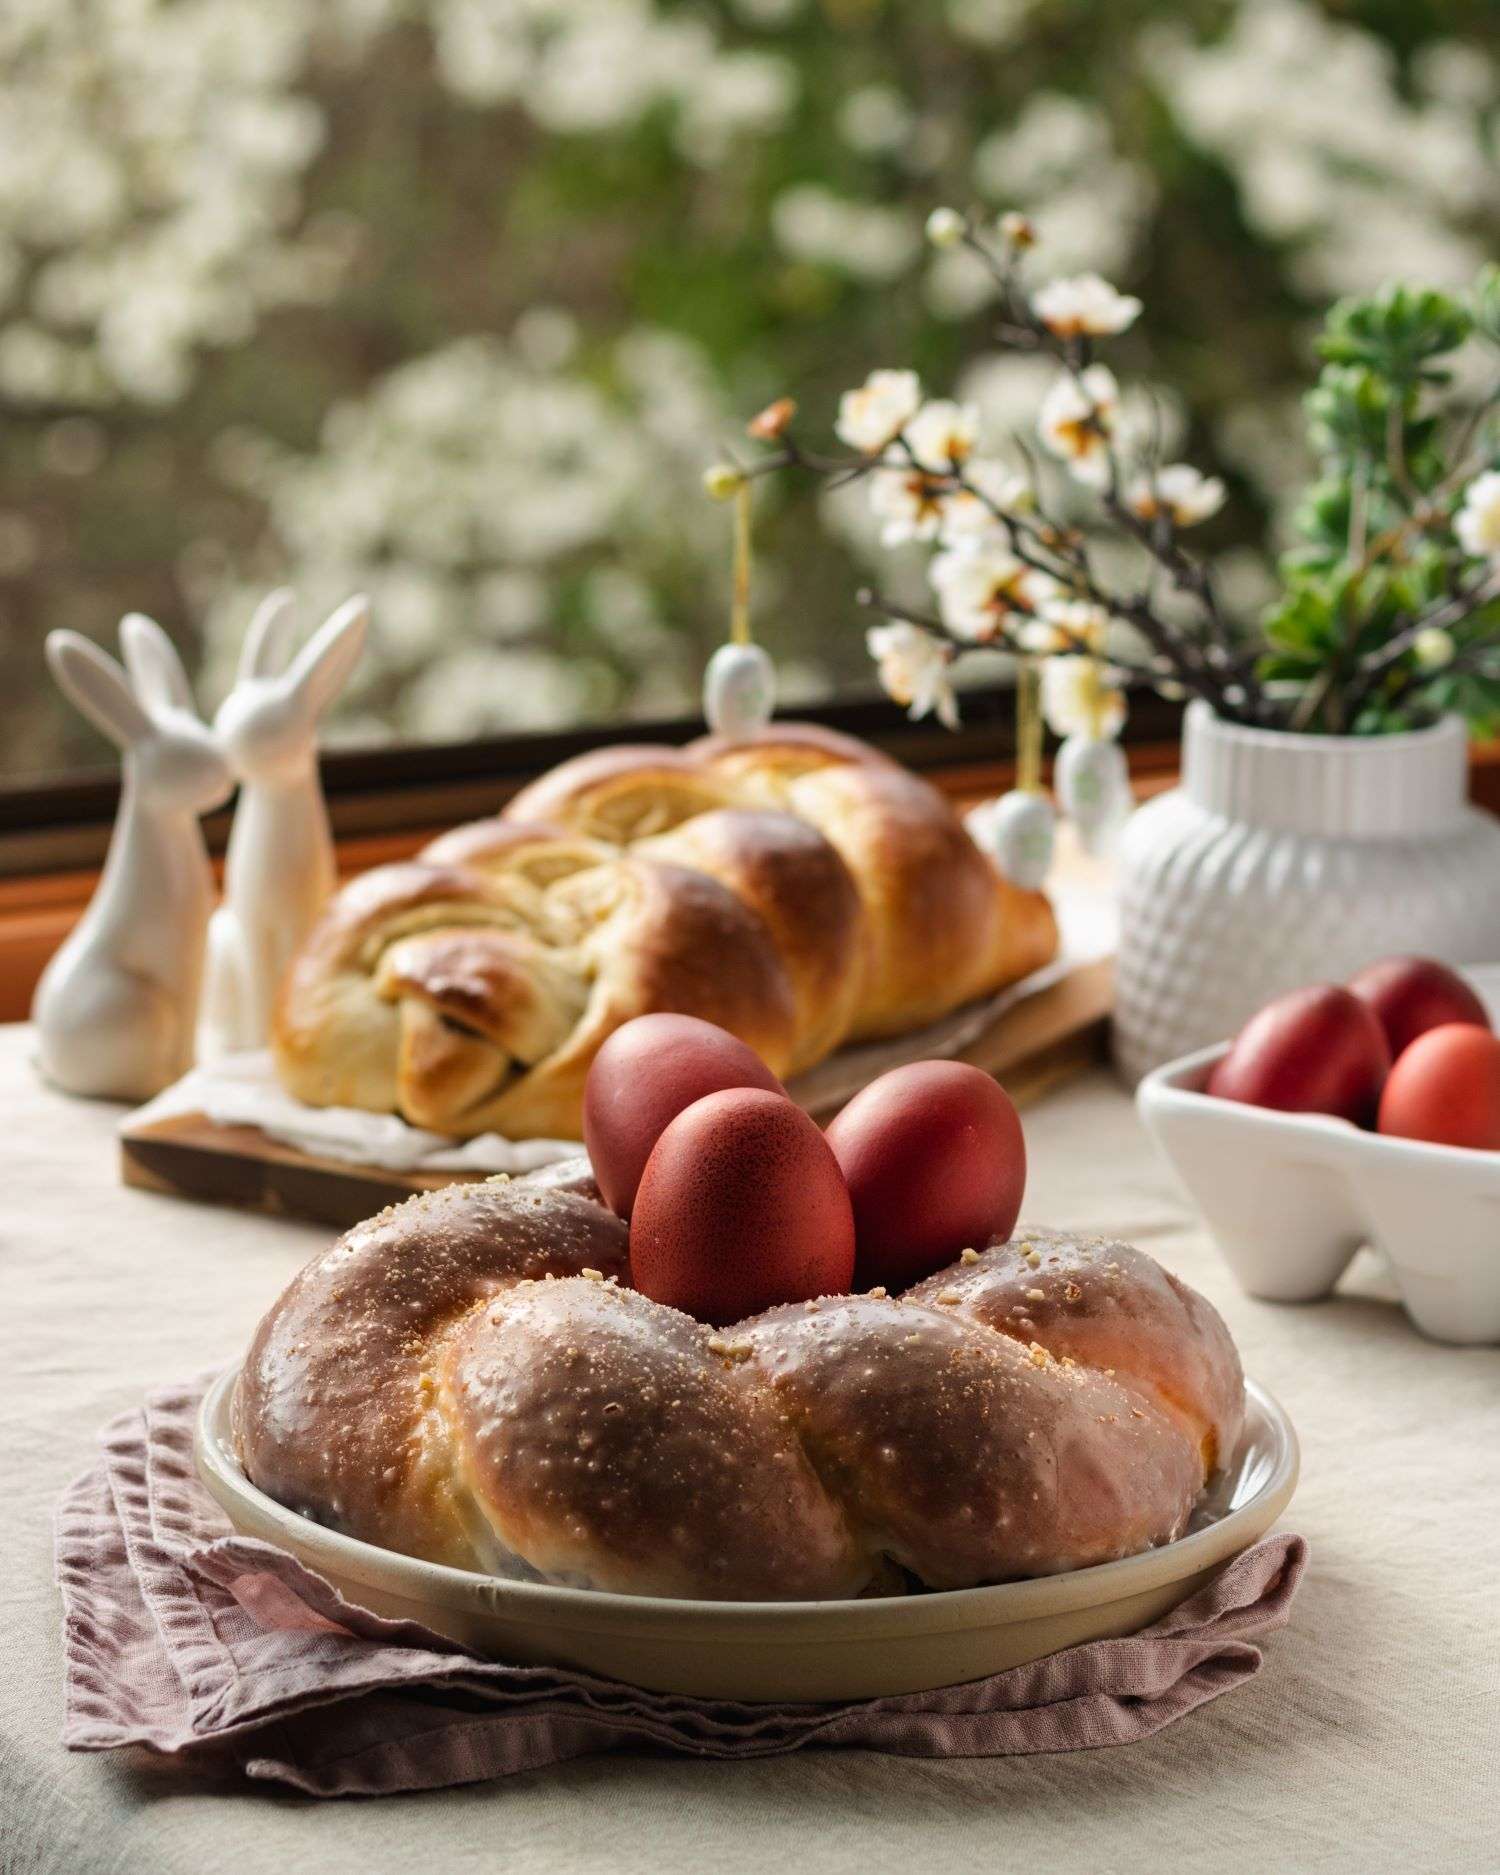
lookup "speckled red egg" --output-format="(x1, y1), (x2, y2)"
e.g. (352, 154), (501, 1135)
(1206, 983), (1390, 1125)
(1377, 1022), (1500, 1150)
(1348, 955), (1490, 1061)
(583, 1014), (784, 1219)
(629, 1088), (855, 1324)
(824, 1061), (1026, 1291)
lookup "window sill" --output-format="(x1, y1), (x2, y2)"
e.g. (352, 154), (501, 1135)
(6, 733), (1499, 1026)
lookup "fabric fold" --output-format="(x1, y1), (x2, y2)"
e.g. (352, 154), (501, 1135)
(56, 1378), (1305, 1797)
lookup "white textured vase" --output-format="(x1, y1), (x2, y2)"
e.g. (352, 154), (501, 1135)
(1114, 701), (1500, 1083)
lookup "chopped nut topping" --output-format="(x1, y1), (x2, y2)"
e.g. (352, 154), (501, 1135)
(706, 1336), (753, 1362)
(1027, 1343), (1049, 1368)
(960, 1248), (980, 1266)
(580, 1267), (604, 1282)
(804, 1300), (821, 1313)
(417, 1372), (435, 1395)
(936, 1288), (962, 1305)
(1064, 1281), (1082, 1302)
(867, 1286), (889, 1299)
(1026, 1287), (1045, 1302)
(1023, 1249), (1042, 1269)
(603, 1401), (623, 1414)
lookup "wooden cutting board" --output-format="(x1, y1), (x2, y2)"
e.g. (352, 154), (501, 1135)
(119, 957), (1113, 1230)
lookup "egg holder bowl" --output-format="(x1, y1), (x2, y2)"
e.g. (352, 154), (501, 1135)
(1137, 968), (1500, 1347)
(195, 1365), (1296, 1703)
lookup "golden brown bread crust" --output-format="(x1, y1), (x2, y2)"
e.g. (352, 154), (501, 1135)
(272, 724), (1058, 1138)
(234, 1173), (1245, 1599)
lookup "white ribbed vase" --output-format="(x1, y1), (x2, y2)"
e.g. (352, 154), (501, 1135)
(1113, 701), (1500, 1083)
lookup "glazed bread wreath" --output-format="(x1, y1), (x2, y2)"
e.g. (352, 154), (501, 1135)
(272, 725), (1058, 1139)
(234, 1163), (1244, 1600)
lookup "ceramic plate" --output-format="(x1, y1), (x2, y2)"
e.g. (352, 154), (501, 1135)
(195, 1365), (1297, 1702)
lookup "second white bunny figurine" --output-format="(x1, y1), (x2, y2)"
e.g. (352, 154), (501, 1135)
(34, 618), (232, 1101)
(201, 591), (368, 1055)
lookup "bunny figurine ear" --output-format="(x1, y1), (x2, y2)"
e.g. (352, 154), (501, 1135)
(237, 588), (300, 683)
(119, 613), (195, 717)
(46, 631), (154, 750)
(288, 595), (368, 720)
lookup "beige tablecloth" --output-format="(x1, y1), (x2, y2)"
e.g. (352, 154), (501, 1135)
(2, 1024), (1495, 1872)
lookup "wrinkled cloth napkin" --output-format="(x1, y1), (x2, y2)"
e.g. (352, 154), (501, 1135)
(57, 1380), (1306, 1797)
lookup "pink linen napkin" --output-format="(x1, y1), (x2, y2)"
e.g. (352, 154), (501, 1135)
(56, 1379), (1305, 1797)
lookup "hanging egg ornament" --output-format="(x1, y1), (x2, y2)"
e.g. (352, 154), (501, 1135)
(1055, 734), (1132, 854)
(703, 641), (776, 739)
(969, 789), (1056, 890)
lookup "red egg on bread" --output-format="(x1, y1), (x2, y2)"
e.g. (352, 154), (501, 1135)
(1205, 983), (1390, 1125)
(629, 1087), (856, 1323)
(583, 1013), (784, 1219)
(824, 1060), (1026, 1291)
(1376, 1022), (1500, 1151)
(1347, 955), (1490, 1061)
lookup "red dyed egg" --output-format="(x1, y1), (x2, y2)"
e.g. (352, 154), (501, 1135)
(1348, 955), (1490, 1061)
(630, 1088), (855, 1324)
(824, 1061), (1026, 1291)
(1206, 983), (1390, 1125)
(584, 1014), (784, 1219)
(1377, 1022), (1500, 1150)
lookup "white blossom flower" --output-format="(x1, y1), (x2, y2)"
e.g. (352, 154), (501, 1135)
(771, 185), (920, 281)
(1455, 471), (1500, 563)
(1127, 462), (1227, 527)
(835, 368), (923, 453)
(867, 621), (959, 729)
(1030, 596), (1114, 655)
(936, 459), (1030, 546)
(1033, 272), (1143, 337)
(1037, 365), (1119, 485)
(838, 85), (915, 157)
(930, 547), (1056, 643)
(868, 465), (951, 544)
(1041, 653), (1127, 740)
(906, 399), (980, 469)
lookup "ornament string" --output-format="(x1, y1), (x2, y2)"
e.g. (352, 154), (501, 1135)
(1016, 657), (1043, 794)
(731, 481), (754, 647)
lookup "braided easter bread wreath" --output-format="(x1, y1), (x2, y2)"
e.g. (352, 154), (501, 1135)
(234, 1162), (1245, 1601)
(270, 725), (1059, 1140)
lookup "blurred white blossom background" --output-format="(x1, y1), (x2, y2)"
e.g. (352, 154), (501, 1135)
(4, 0), (1497, 772)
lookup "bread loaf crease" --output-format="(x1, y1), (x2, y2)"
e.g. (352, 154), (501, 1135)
(273, 724), (1059, 1139)
(234, 1168), (1245, 1600)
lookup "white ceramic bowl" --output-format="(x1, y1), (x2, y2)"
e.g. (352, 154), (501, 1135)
(195, 1365), (1297, 1703)
(1137, 965), (1500, 1345)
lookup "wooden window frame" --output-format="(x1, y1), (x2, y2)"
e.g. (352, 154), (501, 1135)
(6, 683), (1500, 1025)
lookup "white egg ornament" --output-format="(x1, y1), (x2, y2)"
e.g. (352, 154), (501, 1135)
(1055, 734), (1132, 854)
(968, 790), (1056, 890)
(704, 642), (776, 739)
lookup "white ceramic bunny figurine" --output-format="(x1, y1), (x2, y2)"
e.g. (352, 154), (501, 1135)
(201, 591), (368, 1055)
(33, 618), (233, 1101)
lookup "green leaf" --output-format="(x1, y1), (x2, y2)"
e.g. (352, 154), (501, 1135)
(1304, 364), (1407, 460)
(1317, 281), (1472, 380)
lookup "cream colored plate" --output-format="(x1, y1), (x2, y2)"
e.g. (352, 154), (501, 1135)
(196, 1366), (1297, 1703)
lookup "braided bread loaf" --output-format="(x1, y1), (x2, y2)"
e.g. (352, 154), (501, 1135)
(272, 726), (1058, 1139)
(234, 1163), (1244, 1600)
